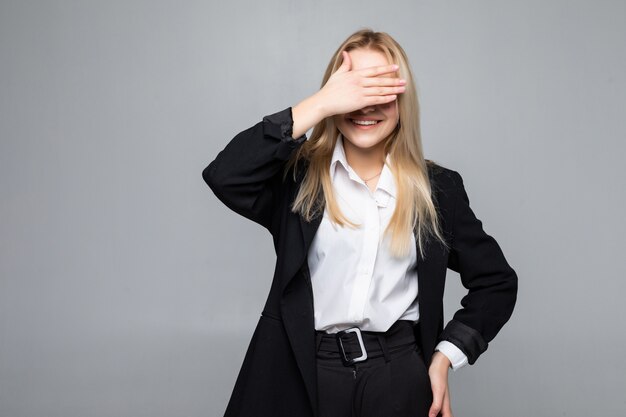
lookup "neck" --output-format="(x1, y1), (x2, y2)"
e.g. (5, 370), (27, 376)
(342, 138), (386, 180)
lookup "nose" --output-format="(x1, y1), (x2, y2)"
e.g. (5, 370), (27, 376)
(358, 105), (376, 113)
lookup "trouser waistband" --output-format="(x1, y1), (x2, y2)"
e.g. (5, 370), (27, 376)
(315, 320), (420, 365)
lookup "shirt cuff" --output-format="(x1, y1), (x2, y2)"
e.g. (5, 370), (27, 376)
(435, 341), (469, 372)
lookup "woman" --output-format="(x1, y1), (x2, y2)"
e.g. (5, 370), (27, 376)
(203, 28), (518, 417)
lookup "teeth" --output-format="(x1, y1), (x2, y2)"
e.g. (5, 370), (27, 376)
(352, 119), (379, 126)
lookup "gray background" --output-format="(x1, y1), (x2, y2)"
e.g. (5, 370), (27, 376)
(1, 1), (625, 416)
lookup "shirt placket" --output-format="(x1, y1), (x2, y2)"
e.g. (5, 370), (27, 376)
(346, 188), (381, 323)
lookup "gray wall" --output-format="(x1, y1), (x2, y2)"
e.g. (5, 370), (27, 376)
(1, 1), (624, 416)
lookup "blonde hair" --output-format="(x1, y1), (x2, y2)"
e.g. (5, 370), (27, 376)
(284, 28), (448, 260)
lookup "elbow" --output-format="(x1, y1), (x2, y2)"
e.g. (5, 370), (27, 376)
(202, 158), (238, 208)
(503, 266), (519, 319)
(202, 160), (221, 194)
(507, 265), (518, 298)
(510, 268), (519, 306)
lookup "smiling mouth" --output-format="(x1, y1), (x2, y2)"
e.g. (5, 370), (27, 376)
(349, 119), (381, 126)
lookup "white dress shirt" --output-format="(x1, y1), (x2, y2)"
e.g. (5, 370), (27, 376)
(306, 134), (469, 371)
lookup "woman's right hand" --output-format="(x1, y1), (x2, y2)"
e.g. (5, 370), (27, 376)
(315, 50), (406, 118)
(291, 51), (406, 138)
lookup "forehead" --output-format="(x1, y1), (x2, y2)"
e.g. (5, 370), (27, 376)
(347, 48), (394, 77)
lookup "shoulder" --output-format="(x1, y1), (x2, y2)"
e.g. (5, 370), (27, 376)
(425, 159), (464, 190)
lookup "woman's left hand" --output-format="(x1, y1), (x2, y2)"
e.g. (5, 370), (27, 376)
(428, 351), (454, 417)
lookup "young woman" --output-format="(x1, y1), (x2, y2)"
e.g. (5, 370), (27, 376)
(203, 29), (518, 417)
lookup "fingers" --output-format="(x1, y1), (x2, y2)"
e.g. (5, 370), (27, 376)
(429, 385), (443, 417)
(359, 63), (400, 77)
(362, 85), (406, 97)
(361, 76), (406, 87)
(429, 381), (453, 417)
(442, 385), (454, 417)
(363, 94), (397, 107)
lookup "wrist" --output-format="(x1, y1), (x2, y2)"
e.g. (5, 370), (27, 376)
(306, 91), (330, 120)
(432, 350), (452, 369)
(292, 94), (327, 139)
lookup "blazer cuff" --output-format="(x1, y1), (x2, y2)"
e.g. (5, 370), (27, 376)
(435, 341), (469, 371)
(438, 319), (488, 365)
(262, 107), (308, 144)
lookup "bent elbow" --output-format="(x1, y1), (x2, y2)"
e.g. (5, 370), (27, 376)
(501, 267), (519, 320)
(506, 265), (518, 297)
(202, 160), (222, 195)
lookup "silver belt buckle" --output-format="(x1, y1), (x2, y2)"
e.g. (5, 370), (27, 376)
(335, 327), (368, 366)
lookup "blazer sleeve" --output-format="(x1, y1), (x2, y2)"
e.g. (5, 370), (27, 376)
(202, 107), (308, 231)
(439, 170), (518, 365)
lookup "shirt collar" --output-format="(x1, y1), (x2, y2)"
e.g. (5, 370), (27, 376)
(330, 134), (396, 199)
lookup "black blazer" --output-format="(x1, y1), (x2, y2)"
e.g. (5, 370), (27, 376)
(202, 107), (518, 417)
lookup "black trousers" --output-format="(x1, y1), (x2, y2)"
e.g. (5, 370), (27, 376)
(315, 320), (433, 417)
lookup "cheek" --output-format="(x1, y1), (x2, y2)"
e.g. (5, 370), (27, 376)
(334, 115), (348, 128)
(385, 102), (398, 117)
(378, 101), (397, 118)
(334, 117), (351, 136)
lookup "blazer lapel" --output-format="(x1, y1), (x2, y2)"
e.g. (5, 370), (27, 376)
(278, 210), (323, 417)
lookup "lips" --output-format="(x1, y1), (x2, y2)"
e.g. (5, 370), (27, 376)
(349, 118), (381, 126)
(348, 118), (382, 130)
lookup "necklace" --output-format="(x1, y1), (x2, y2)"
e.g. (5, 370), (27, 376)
(363, 171), (382, 183)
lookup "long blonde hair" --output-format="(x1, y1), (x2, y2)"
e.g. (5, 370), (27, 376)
(284, 28), (448, 260)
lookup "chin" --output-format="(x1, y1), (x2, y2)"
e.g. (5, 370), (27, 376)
(345, 136), (384, 149)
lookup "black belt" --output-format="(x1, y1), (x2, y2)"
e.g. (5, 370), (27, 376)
(315, 320), (420, 366)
